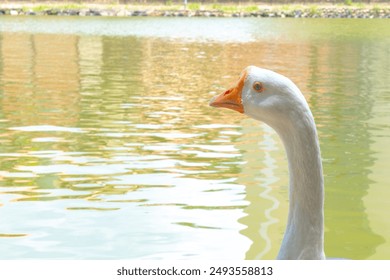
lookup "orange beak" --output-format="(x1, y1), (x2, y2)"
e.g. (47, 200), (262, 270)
(209, 70), (247, 114)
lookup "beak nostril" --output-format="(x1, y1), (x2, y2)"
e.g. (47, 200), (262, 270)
(223, 89), (232, 96)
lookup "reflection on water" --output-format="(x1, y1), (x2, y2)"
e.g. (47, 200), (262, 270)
(0, 17), (389, 259)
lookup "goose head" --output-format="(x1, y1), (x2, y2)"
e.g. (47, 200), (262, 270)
(210, 66), (312, 133)
(210, 66), (325, 260)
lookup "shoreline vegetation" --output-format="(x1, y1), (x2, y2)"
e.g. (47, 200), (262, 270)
(1, 2), (389, 18)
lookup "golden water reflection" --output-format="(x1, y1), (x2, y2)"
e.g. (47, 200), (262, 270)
(0, 18), (389, 259)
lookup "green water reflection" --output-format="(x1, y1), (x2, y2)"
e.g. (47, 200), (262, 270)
(0, 17), (389, 259)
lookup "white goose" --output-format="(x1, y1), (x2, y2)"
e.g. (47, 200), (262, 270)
(210, 66), (325, 260)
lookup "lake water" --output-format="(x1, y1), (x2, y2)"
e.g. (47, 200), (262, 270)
(0, 16), (389, 260)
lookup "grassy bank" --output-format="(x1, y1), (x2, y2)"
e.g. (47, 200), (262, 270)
(1, 2), (389, 18)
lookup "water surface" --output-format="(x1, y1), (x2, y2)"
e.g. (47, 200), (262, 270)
(0, 16), (389, 259)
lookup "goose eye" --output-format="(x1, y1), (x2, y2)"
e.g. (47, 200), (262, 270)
(253, 82), (264, 93)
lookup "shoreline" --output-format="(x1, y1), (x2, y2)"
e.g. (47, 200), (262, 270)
(1, 3), (389, 18)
